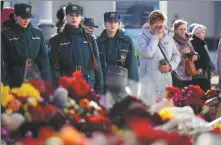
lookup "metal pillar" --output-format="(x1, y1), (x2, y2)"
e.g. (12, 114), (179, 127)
(37, 1), (56, 44)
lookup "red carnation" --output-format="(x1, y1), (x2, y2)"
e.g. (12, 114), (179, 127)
(72, 71), (91, 97)
(39, 127), (54, 140)
(43, 104), (57, 120)
(87, 115), (111, 125)
(18, 138), (44, 145)
(71, 112), (81, 122)
(59, 76), (73, 89)
(28, 80), (55, 99)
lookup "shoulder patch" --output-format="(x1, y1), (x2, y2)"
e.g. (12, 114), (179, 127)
(1, 28), (10, 31)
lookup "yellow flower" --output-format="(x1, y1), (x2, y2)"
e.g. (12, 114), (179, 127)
(165, 91), (169, 98)
(1, 84), (14, 107)
(158, 108), (174, 121)
(112, 125), (123, 135)
(23, 103), (29, 112)
(23, 99), (38, 112)
(27, 97), (38, 107)
(5, 109), (12, 115)
(11, 83), (40, 101)
(214, 123), (221, 130)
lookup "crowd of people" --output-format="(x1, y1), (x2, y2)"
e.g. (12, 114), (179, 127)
(1, 3), (221, 102)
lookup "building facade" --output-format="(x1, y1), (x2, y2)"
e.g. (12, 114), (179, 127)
(2, 1), (221, 48)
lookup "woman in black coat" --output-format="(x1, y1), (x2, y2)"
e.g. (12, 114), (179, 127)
(190, 24), (213, 91)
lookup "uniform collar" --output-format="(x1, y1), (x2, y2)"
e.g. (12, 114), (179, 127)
(99, 29), (125, 42)
(64, 24), (83, 35)
(12, 22), (33, 31)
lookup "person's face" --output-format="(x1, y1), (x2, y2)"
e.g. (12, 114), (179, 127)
(66, 13), (81, 28)
(85, 26), (95, 33)
(14, 15), (30, 28)
(197, 29), (206, 40)
(105, 21), (120, 32)
(149, 20), (164, 32)
(175, 24), (187, 38)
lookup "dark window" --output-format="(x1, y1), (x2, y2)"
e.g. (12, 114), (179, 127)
(116, 1), (159, 28)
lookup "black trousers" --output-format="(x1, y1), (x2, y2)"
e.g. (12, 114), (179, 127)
(191, 78), (211, 92)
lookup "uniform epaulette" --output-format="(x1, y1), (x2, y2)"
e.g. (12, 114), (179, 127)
(1, 27), (10, 31)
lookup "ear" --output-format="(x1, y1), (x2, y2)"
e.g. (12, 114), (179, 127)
(13, 14), (17, 21)
(104, 22), (107, 28)
(81, 16), (84, 22)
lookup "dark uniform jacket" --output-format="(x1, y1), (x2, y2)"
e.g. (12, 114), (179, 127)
(97, 30), (139, 82)
(1, 23), (52, 87)
(48, 24), (104, 93)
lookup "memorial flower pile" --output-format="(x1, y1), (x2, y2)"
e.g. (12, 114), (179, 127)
(1, 71), (221, 145)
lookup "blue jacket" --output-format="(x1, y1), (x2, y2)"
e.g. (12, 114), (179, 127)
(97, 30), (139, 82)
(48, 24), (104, 93)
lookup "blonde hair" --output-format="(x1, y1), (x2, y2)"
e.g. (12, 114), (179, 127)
(192, 24), (207, 35)
(148, 10), (166, 25)
(103, 20), (122, 30)
(172, 19), (188, 30)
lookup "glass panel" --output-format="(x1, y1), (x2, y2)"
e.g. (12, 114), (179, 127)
(116, 1), (159, 28)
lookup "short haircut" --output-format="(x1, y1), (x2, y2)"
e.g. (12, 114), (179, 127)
(172, 19), (188, 30)
(192, 24), (207, 35)
(148, 10), (166, 25)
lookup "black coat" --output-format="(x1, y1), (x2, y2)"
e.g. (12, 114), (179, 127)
(48, 24), (104, 93)
(190, 35), (212, 91)
(190, 35), (211, 70)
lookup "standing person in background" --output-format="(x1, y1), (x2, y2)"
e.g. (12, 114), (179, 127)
(48, 4), (104, 94)
(1, 3), (51, 87)
(188, 23), (199, 34)
(1, 7), (15, 82)
(190, 24), (212, 91)
(56, 7), (66, 33)
(97, 12), (139, 101)
(1, 7), (15, 29)
(217, 38), (221, 88)
(215, 37), (221, 119)
(137, 10), (181, 103)
(172, 19), (199, 88)
(83, 17), (98, 35)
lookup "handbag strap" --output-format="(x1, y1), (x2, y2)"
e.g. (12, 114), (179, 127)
(83, 28), (98, 70)
(158, 43), (170, 65)
(100, 41), (122, 67)
(100, 43), (108, 67)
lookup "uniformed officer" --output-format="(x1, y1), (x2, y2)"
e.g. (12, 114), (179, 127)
(96, 12), (139, 97)
(56, 7), (66, 33)
(48, 4), (104, 94)
(1, 3), (52, 87)
(83, 17), (98, 34)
